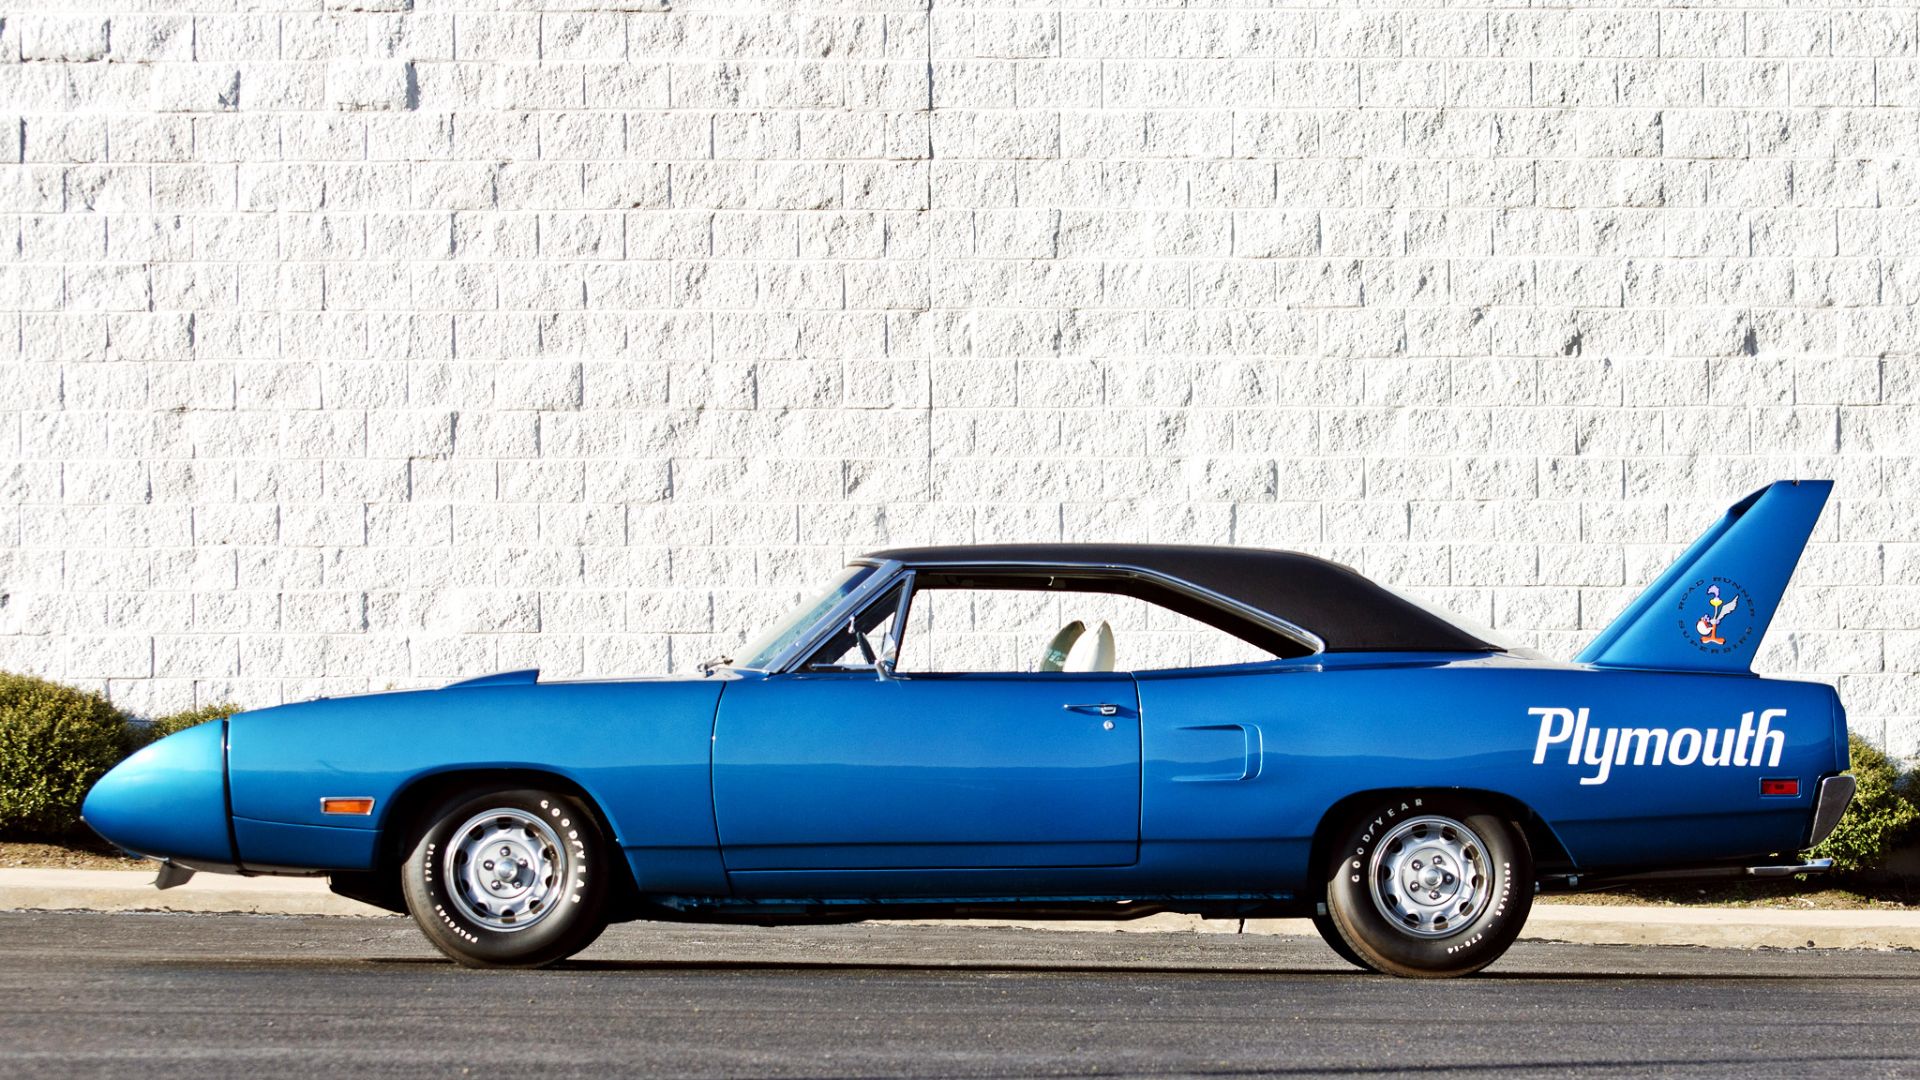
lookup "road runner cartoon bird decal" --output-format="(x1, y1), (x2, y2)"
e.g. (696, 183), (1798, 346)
(1695, 585), (1738, 645)
(1578, 480), (1826, 673)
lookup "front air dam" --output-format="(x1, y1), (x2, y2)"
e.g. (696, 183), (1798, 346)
(82, 719), (238, 872)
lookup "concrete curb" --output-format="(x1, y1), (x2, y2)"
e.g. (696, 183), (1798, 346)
(0, 868), (388, 918)
(5, 869), (1919, 950)
(1518, 903), (1920, 951)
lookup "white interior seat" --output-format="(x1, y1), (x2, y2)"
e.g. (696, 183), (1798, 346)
(1038, 620), (1085, 672)
(1062, 620), (1115, 672)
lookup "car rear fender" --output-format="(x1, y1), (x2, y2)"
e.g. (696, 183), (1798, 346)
(1304, 786), (1575, 902)
(1830, 689), (1851, 773)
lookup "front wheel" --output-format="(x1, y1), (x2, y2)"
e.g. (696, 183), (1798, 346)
(401, 786), (612, 968)
(1322, 795), (1532, 978)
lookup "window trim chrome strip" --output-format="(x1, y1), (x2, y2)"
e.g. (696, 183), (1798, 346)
(771, 557), (1325, 675)
(760, 559), (905, 675)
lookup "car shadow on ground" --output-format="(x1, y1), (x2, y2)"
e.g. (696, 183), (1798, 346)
(712, 1057), (1920, 1080)
(359, 954), (1917, 981)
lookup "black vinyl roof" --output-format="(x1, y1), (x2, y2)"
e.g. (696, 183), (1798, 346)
(861, 544), (1497, 655)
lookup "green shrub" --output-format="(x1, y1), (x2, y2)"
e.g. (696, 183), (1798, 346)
(1810, 733), (1920, 875)
(131, 702), (241, 750)
(0, 673), (134, 839)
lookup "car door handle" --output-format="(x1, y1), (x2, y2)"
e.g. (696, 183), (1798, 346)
(1064, 703), (1120, 717)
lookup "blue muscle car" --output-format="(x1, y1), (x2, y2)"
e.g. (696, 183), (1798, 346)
(84, 480), (1855, 977)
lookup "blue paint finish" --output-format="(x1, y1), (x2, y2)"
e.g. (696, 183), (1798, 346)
(1579, 480), (1830, 673)
(222, 676), (730, 893)
(82, 719), (235, 869)
(1139, 651), (1839, 893)
(233, 817), (379, 872)
(81, 480), (1853, 925)
(713, 671), (1141, 876)
(1167, 723), (1260, 782)
(1831, 695), (1852, 773)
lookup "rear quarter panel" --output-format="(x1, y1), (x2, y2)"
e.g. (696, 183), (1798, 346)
(1137, 654), (1842, 883)
(225, 679), (725, 893)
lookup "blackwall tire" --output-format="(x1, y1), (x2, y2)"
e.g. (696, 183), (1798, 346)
(401, 786), (611, 968)
(1323, 794), (1532, 979)
(1311, 911), (1371, 970)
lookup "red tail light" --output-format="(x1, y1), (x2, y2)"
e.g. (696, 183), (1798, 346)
(1760, 778), (1799, 797)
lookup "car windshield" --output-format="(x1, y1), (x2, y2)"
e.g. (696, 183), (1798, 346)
(733, 564), (877, 670)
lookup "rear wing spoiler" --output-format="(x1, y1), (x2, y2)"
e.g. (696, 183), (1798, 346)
(1576, 481), (1831, 674)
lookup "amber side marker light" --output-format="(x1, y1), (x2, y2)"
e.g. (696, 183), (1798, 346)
(320, 797), (377, 816)
(1759, 778), (1799, 797)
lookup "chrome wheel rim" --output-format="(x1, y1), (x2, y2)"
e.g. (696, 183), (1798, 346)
(1368, 815), (1491, 939)
(444, 808), (565, 933)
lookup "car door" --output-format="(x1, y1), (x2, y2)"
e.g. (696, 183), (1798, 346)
(711, 670), (1142, 876)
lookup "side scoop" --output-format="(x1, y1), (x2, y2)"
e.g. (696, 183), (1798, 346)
(81, 719), (237, 872)
(1577, 480), (1832, 674)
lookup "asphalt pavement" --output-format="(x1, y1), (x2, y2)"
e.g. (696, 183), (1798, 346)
(16, 866), (1920, 950)
(2, 911), (1917, 1078)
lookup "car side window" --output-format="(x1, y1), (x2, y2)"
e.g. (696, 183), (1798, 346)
(893, 585), (1278, 674)
(893, 587), (1050, 673)
(801, 583), (906, 671)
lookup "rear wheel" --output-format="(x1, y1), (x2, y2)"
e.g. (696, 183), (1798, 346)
(1322, 795), (1532, 978)
(1311, 910), (1370, 969)
(401, 786), (611, 968)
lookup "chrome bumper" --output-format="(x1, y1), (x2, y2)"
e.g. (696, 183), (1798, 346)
(1807, 774), (1857, 847)
(1746, 858), (1834, 878)
(1536, 777), (1857, 893)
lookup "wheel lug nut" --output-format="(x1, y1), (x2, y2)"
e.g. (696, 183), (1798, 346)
(483, 860), (494, 870)
(1410, 860), (1422, 870)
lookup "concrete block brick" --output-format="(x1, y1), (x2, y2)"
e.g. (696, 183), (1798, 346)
(1749, 13), (1829, 58)
(149, 65), (241, 112)
(1792, 60), (1875, 107)
(21, 17), (108, 63)
(544, 13), (626, 61)
(194, 14), (279, 62)
(328, 61), (417, 111)
(284, 15), (368, 64)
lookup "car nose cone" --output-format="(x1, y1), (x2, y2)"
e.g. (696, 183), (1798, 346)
(82, 720), (235, 868)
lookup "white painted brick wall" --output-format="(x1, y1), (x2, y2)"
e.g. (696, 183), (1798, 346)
(2, 1), (1918, 758)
